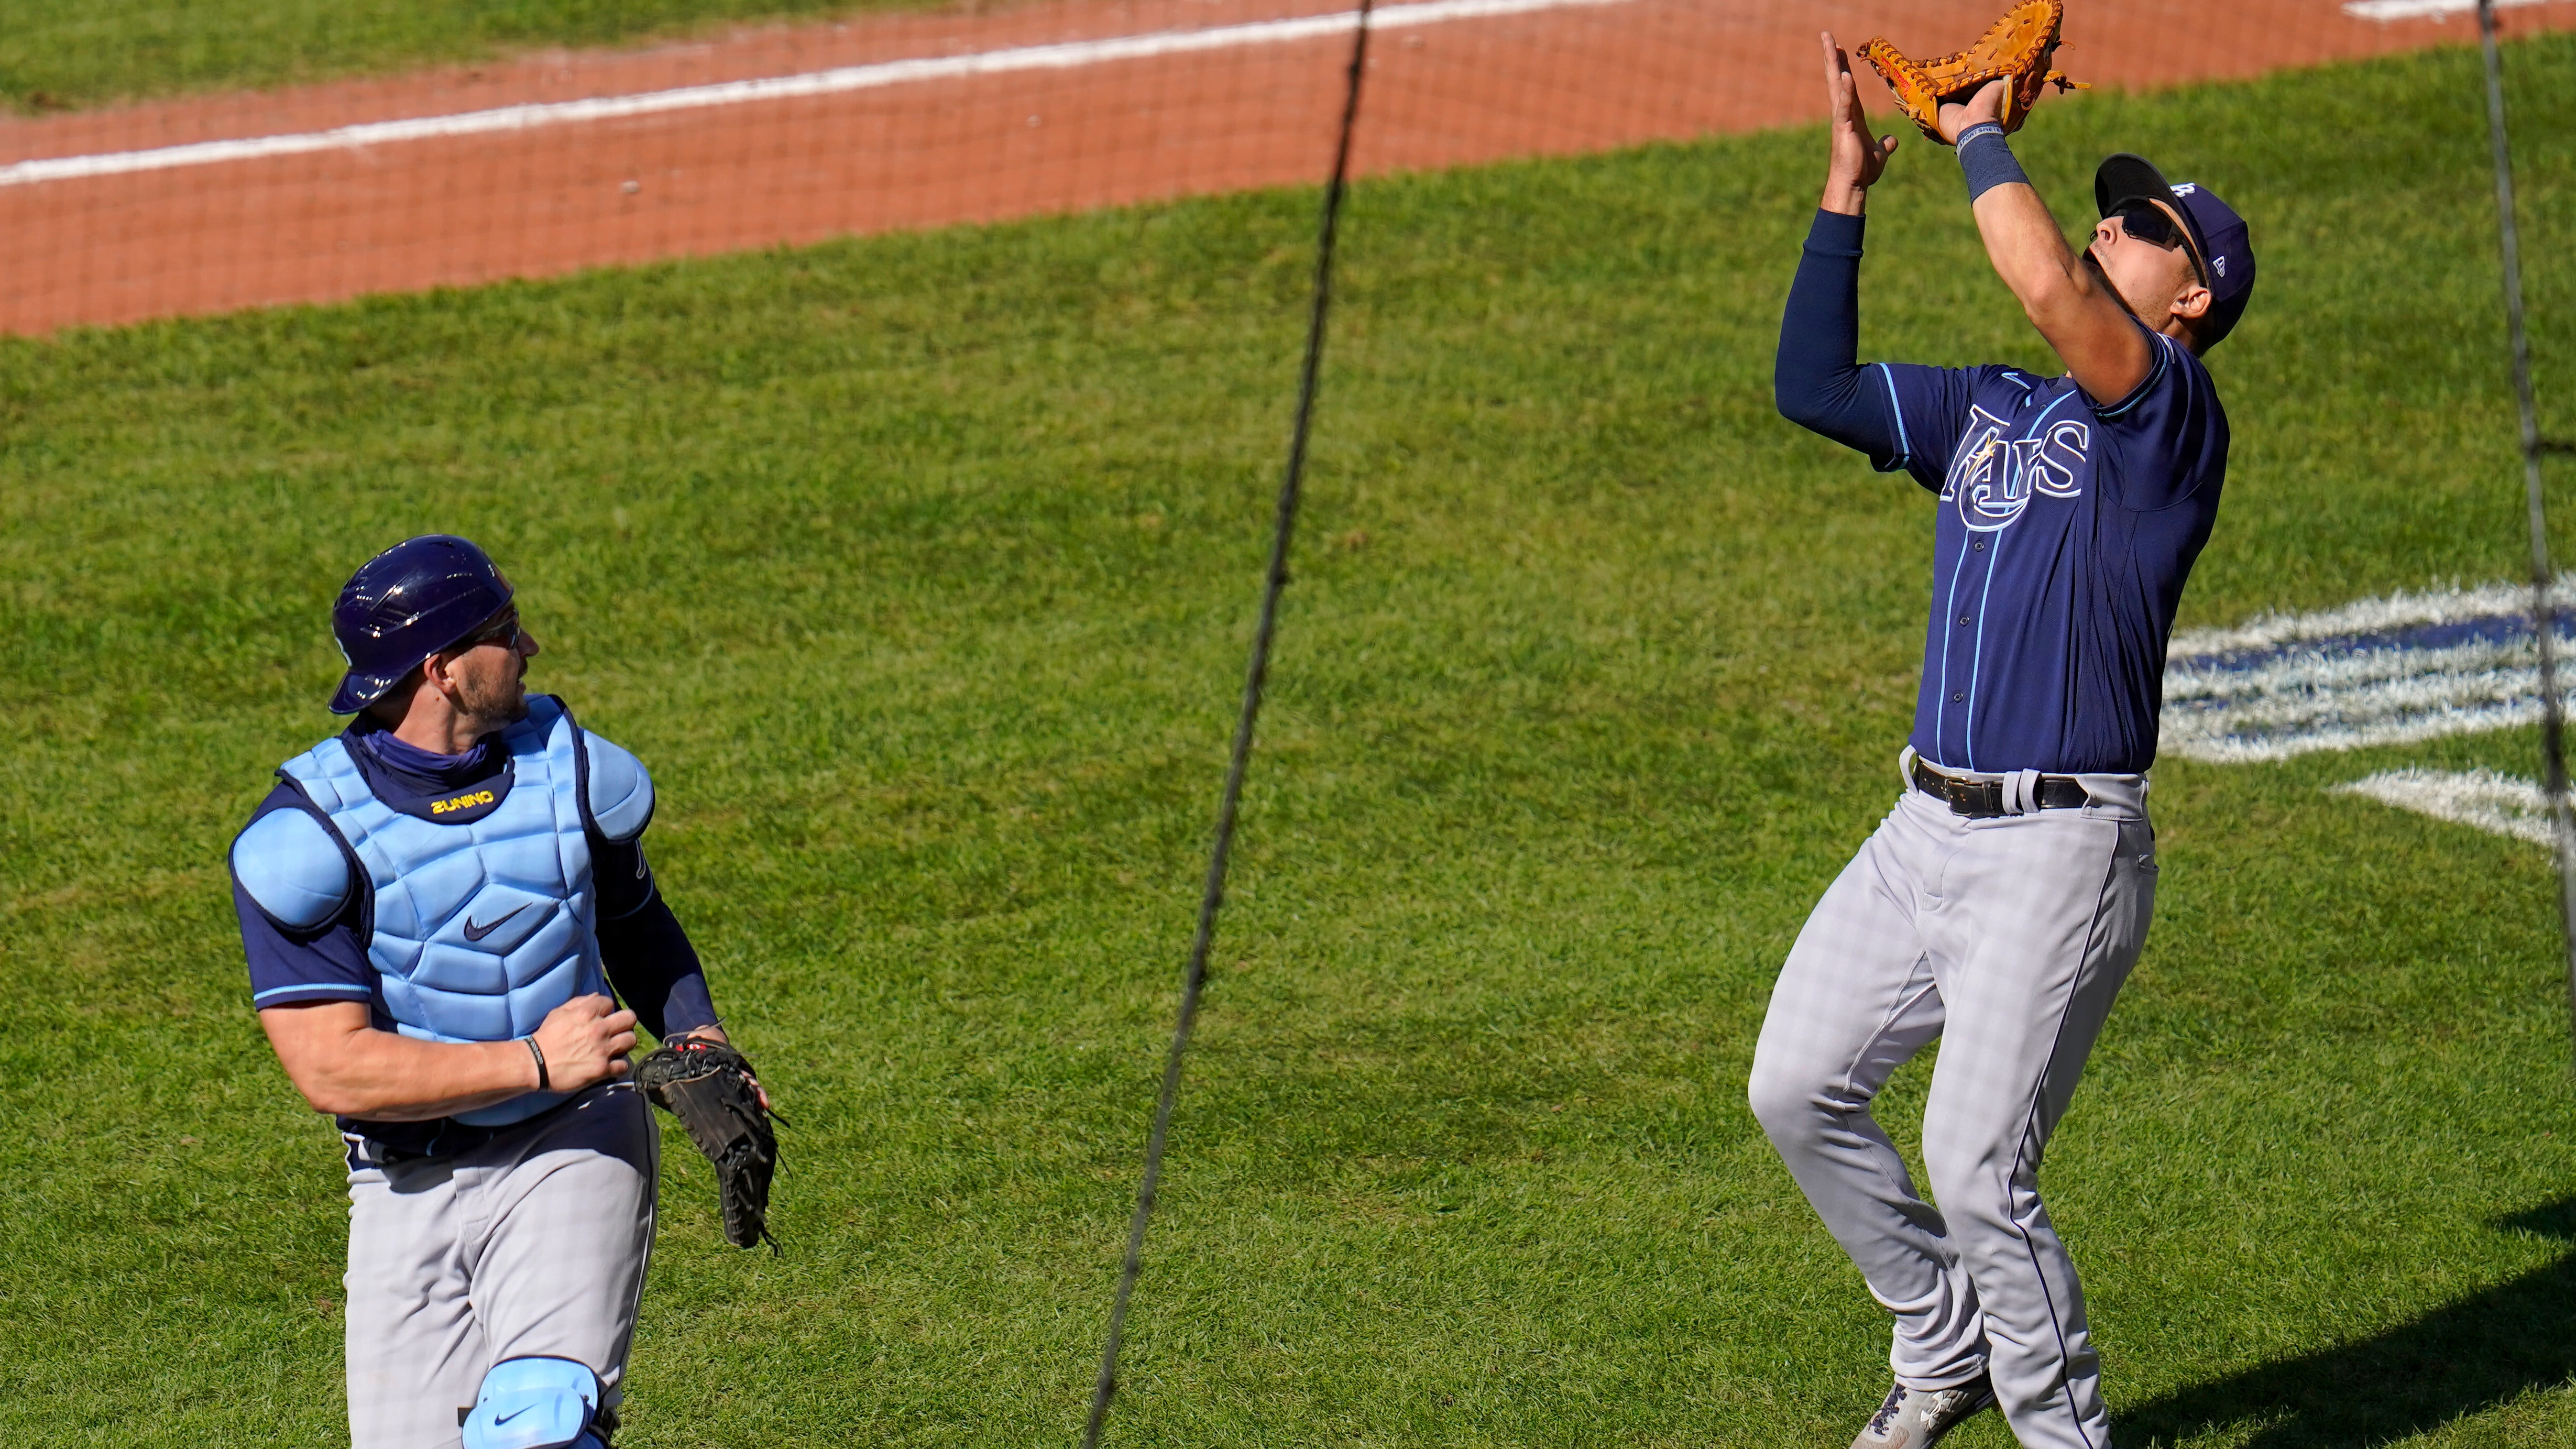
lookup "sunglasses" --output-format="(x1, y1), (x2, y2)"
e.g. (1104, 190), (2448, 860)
(2113, 203), (2207, 286)
(449, 607), (524, 654)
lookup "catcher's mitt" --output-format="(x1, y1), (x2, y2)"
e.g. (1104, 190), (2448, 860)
(636, 1037), (779, 1252)
(1859, 0), (2088, 146)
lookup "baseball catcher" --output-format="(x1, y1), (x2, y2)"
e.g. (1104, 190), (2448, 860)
(1752, 24), (2254, 1449)
(231, 535), (779, 1448)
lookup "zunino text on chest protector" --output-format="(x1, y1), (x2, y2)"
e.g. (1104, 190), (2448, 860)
(245, 697), (653, 1126)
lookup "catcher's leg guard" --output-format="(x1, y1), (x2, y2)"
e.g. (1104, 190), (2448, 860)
(460, 1356), (611, 1449)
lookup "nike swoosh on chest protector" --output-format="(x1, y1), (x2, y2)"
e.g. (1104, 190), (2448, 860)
(462, 903), (530, 942)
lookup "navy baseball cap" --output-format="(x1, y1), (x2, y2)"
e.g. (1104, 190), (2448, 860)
(327, 535), (513, 713)
(2096, 153), (2255, 348)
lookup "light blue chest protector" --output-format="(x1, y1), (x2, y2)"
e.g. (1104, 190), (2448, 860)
(274, 698), (616, 1126)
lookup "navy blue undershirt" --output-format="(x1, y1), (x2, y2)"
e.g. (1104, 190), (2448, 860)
(359, 723), (499, 786)
(236, 718), (719, 1159)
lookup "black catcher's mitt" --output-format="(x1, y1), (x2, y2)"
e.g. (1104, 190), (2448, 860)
(635, 1037), (779, 1252)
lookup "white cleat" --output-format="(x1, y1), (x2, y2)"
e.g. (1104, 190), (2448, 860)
(1848, 1375), (1997, 1449)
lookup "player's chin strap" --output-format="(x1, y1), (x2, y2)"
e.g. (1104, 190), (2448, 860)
(460, 1356), (611, 1449)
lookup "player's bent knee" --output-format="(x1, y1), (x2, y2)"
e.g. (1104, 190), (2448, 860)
(461, 1357), (611, 1449)
(1920, 1149), (2024, 1235)
(1744, 1052), (1823, 1144)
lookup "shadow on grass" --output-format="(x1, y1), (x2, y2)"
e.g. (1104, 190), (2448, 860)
(2115, 1198), (2576, 1448)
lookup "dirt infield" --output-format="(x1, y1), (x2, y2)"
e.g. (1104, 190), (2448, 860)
(0, 0), (2564, 334)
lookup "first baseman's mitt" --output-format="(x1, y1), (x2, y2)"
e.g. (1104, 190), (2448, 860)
(1859, 0), (2088, 145)
(636, 1037), (779, 1253)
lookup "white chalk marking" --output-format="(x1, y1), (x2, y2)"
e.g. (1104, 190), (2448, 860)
(0, 0), (1632, 190)
(2160, 577), (2576, 764)
(2342, 0), (2547, 21)
(2166, 685), (2560, 764)
(2166, 576), (2566, 660)
(2332, 767), (2558, 846)
(2162, 634), (2550, 763)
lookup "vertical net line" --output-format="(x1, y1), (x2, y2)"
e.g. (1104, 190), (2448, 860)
(1077, 5), (1376, 1444)
(2476, 0), (2576, 1059)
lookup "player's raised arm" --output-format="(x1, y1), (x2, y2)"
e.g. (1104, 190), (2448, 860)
(1774, 34), (1919, 464)
(1934, 79), (2202, 403)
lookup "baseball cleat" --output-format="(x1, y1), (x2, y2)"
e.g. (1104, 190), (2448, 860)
(1848, 1375), (1997, 1449)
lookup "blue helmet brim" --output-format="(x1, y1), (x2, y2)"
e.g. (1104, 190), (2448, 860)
(328, 660), (416, 715)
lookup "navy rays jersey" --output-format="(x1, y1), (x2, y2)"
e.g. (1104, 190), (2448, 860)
(1865, 332), (2228, 775)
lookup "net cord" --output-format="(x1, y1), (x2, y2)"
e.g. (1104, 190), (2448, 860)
(1077, 5), (1376, 1442)
(2476, 0), (2576, 1059)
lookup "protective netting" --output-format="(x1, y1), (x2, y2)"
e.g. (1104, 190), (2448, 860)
(5, 0), (2576, 1441)
(3, 0), (2569, 334)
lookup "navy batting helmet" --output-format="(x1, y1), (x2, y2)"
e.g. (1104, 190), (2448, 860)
(328, 535), (513, 714)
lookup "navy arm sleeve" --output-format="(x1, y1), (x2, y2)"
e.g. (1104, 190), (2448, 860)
(592, 836), (719, 1042)
(1776, 208), (1998, 493)
(1775, 209), (1909, 468)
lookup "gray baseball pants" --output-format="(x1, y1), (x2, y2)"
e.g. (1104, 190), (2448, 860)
(344, 1082), (659, 1449)
(1748, 753), (2155, 1449)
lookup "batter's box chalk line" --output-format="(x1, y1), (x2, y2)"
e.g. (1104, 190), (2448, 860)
(2165, 577), (2576, 844)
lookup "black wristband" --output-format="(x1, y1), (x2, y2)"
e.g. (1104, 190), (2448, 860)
(525, 1036), (550, 1092)
(1957, 123), (2029, 203)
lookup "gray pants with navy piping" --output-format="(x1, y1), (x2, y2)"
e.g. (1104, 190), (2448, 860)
(1747, 751), (2155, 1449)
(343, 1082), (658, 1449)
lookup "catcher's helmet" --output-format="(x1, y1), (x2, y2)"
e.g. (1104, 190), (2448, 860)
(327, 535), (513, 714)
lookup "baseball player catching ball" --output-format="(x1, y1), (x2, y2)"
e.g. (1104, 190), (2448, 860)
(231, 535), (772, 1449)
(1750, 36), (2255, 1449)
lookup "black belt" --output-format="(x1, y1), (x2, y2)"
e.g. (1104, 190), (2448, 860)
(1911, 759), (2091, 818)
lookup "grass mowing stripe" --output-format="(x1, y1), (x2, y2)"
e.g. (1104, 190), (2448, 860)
(3, 37), (2576, 1448)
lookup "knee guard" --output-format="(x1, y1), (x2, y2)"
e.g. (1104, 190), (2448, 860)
(460, 1357), (610, 1449)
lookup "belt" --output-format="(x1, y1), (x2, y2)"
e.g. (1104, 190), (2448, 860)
(1911, 759), (2091, 817)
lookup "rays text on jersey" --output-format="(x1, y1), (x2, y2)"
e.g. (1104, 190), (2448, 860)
(1941, 404), (2089, 531)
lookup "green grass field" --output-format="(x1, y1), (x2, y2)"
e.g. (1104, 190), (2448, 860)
(0, 0), (940, 114)
(5, 34), (2576, 1449)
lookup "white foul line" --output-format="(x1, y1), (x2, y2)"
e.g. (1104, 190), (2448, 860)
(2341, 0), (2547, 22)
(0, 0), (1632, 190)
